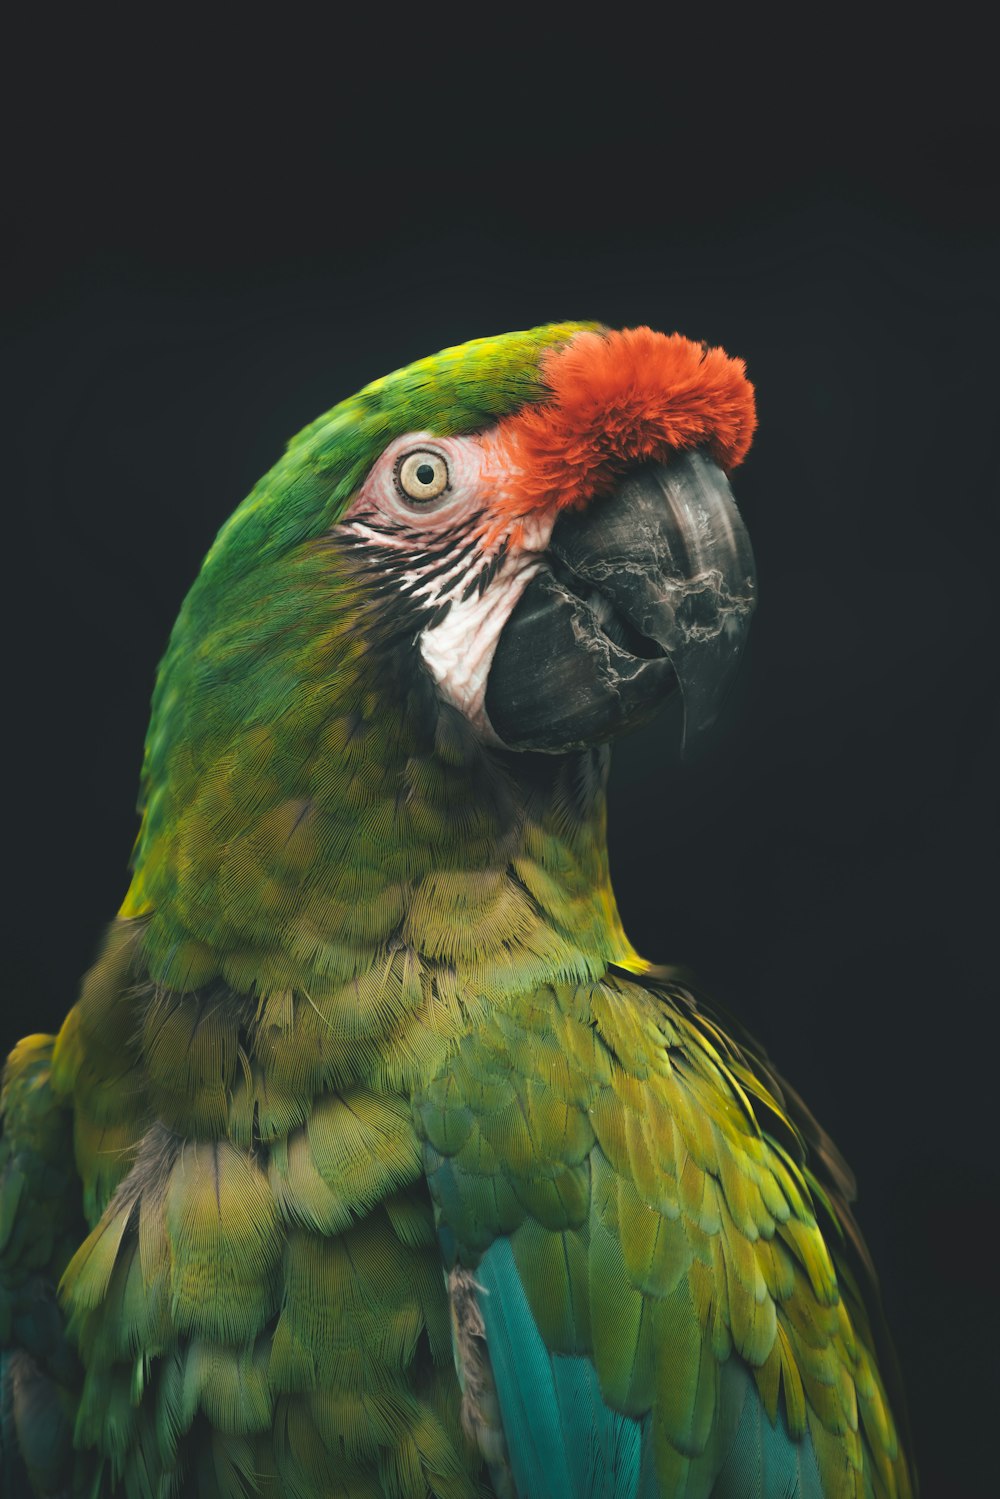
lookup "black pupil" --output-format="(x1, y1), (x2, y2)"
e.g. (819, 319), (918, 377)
(415, 463), (436, 487)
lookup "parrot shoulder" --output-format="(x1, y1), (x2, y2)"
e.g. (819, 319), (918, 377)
(417, 971), (915, 1498)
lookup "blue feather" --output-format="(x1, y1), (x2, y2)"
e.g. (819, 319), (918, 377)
(474, 1238), (832, 1498)
(710, 1364), (825, 1499)
(476, 1237), (642, 1499)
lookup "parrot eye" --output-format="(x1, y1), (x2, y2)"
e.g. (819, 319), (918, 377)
(395, 449), (450, 506)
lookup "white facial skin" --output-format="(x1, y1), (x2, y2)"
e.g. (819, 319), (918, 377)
(338, 431), (555, 743)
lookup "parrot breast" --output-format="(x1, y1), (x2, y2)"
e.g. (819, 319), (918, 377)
(0, 323), (913, 1499)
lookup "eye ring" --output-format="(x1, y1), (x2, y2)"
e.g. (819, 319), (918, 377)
(394, 449), (450, 506)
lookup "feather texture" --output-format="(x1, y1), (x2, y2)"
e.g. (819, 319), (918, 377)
(474, 1236), (642, 1499)
(0, 323), (913, 1496)
(419, 974), (913, 1499)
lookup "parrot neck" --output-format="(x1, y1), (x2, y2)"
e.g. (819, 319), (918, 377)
(54, 541), (652, 1214)
(119, 621), (644, 1013)
(58, 719), (646, 1220)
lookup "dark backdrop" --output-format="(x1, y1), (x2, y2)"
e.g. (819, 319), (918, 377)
(3, 18), (997, 1495)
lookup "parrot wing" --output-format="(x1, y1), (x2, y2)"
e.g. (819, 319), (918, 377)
(0, 1034), (84, 1498)
(416, 973), (914, 1499)
(633, 963), (915, 1486)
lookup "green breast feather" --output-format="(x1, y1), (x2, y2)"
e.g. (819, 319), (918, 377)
(0, 324), (914, 1498)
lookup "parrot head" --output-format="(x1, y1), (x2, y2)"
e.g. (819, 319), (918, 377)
(336, 324), (757, 754)
(122, 323), (757, 993)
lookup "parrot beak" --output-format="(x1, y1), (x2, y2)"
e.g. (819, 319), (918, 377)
(485, 449), (757, 753)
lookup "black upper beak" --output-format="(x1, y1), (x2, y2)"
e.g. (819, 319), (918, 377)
(485, 449), (756, 754)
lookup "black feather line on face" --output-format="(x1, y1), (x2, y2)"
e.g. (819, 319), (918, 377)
(338, 512), (510, 620)
(399, 540), (480, 597)
(461, 564), (488, 603)
(335, 511), (514, 670)
(341, 511), (486, 548)
(425, 599), (453, 630)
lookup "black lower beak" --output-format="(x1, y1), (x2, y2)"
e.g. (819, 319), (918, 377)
(485, 449), (756, 753)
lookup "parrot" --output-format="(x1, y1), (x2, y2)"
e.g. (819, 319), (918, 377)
(0, 322), (916, 1499)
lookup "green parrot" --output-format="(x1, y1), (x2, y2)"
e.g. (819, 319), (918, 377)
(0, 323), (915, 1499)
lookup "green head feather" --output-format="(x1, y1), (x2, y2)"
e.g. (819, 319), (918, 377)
(119, 321), (635, 999)
(34, 324), (914, 1499)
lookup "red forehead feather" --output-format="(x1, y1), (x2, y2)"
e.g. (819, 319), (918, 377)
(487, 326), (756, 516)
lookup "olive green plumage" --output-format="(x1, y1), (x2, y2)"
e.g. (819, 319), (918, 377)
(0, 324), (914, 1497)
(419, 971), (910, 1497)
(121, 320), (599, 992)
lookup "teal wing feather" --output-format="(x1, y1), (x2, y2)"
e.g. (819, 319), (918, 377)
(475, 1234), (641, 1499)
(418, 974), (915, 1499)
(470, 1235), (827, 1499)
(632, 964), (915, 1489)
(708, 1370), (825, 1499)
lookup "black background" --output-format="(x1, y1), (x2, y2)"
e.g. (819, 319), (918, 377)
(2, 17), (997, 1495)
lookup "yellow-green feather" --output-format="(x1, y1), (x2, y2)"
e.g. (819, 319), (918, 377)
(1, 324), (914, 1496)
(417, 973), (913, 1499)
